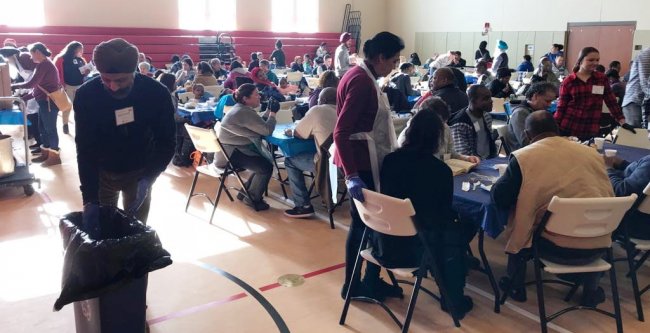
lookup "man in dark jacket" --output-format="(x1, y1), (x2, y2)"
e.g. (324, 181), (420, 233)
(605, 154), (650, 239)
(431, 68), (469, 116)
(75, 38), (175, 226)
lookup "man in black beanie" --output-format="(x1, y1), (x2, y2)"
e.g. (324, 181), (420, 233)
(75, 38), (175, 227)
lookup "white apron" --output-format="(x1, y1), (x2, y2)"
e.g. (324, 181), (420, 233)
(329, 61), (398, 201)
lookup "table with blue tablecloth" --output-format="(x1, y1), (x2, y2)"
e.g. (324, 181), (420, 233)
(265, 123), (316, 158)
(604, 142), (650, 162)
(177, 105), (216, 125)
(453, 157), (510, 238)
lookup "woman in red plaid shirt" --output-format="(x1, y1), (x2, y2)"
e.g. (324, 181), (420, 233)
(554, 47), (634, 140)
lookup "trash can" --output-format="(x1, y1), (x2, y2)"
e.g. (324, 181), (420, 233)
(54, 206), (172, 333)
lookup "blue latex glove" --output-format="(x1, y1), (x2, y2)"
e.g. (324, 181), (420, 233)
(346, 176), (367, 203)
(126, 176), (155, 216)
(82, 203), (101, 239)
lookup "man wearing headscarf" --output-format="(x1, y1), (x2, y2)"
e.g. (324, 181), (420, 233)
(335, 32), (353, 77)
(75, 38), (175, 228)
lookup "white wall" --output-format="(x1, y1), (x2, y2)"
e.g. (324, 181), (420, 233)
(40, 0), (387, 37)
(388, 0), (650, 60)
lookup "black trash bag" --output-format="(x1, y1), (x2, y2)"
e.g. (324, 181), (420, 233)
(53, 206), (172, 311)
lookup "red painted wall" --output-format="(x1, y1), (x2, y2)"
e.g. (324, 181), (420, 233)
(0, 26), (344, 68)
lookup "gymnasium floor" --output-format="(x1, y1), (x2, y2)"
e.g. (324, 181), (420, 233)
(1, 119), (649, 333)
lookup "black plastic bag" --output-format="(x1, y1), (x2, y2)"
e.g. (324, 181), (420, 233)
(54, 206), (172, 311)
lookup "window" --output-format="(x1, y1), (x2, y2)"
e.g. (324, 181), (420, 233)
(271, 0), (318, 33)
(178, 0), (236, 31)
(0, 0), (44, 27)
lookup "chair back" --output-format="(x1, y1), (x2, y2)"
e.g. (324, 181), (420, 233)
(615, 128), (650, 149)
(286, 71), (303, 84)
(184, 124), (221, 154)
(279, 100), (296, 111)
(353, 189), (417, 237)
(543, 195), (637, 238)
(272, 68), (288, 76)
(204, 85), (224, 98)
(492, 97), (506, 113)
(275, 109), (294, 124)
(178, 92), (195, 103)
(637, 182), (650, 214)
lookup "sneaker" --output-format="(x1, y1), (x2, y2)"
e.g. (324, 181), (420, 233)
(29, 143), (40, 149)
(284, 205), (315, 218)
(364, 277), (403, 299)
(63, 124), (69, 134)
(499, 276), (527, 302)
(580, 287), (606, 307)
(340, 281), (386, 302)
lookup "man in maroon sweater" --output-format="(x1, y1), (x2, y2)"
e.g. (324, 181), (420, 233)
(334, 31), (405, 301)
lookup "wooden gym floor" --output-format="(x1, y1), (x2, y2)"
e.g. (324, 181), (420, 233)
(1, 119), (649, 333)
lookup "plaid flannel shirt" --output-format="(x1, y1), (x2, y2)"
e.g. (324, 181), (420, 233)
(554, 71), (623, 139)
(449, 108), (494, 158)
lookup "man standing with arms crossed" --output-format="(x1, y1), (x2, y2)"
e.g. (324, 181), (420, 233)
(75, 38), (175, 227)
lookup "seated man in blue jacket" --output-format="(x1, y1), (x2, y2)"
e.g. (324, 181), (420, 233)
(605, 154), (650, 239)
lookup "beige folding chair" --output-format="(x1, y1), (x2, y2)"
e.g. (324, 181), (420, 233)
(491, 97), (506, 114)
(203, 85), (224, 98)
(614, 128), (650, 149)
(617, 182), (650, 321)
(184, 123), (258, 222)
(286, 71), (304, 85)
(340, 189), (461, 332)
(178, 92), (195, 103)
(502, 194), (636, 333)
(274, 109), (294, 124)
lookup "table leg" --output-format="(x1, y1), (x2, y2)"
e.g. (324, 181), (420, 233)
(478, 229), (501, 313)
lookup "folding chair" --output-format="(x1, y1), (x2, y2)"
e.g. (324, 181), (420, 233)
(339, 189), (461, 332)
(616, 182), (650, 321)
(500, 195), (637, 333)
(184, 123), (259, 222)
(178, 92), (195, 103)
(614, 128), (650, 149)
(495, 125), (512, 156)
(203, 85), (224, 98)
(286, 71), (304, 85)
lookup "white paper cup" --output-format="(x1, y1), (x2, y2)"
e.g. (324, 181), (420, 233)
(605, 149), (617, 157)
(594, 137), (605, 150)
(494, 164), (508, 176)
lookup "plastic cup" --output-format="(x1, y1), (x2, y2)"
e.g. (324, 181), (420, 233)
(594, 137), (605, 150)
(604, 149), (617, 157)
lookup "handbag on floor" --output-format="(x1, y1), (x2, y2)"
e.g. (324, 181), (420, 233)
(37, 85), (72, 112)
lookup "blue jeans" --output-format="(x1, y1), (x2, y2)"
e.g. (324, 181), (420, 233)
(284, 152), (315, 207)
(37, 99), (59, 150)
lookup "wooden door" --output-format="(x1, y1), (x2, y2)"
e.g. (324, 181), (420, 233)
(567, 22), (635, 75)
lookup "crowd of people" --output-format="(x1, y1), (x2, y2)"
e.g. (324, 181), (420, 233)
(2, 29), (650, 326)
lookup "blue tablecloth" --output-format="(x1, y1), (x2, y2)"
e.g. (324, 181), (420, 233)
(177, 105), (216, 125)
(0, 109), (27, 125)
(266, 123), (317, 158)
(452, 157), (510, 238)
(465, 74), (478, 84)
(604, 143), (650, 162)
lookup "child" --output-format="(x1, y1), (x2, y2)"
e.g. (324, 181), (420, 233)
(277, 77), (299, 96)
(192, 83), (214, 102)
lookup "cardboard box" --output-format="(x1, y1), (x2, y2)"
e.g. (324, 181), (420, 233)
(0, 63), (13, 110)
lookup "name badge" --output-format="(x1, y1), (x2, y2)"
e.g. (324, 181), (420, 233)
(115, 107), (135, 126)
(592, 85), (604, 95)
(473, 121), (481, 132)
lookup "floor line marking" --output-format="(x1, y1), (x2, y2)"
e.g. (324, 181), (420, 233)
(147, 292), (248, 325)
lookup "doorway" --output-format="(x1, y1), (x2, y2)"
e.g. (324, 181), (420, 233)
(567, 22), (635, 75)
